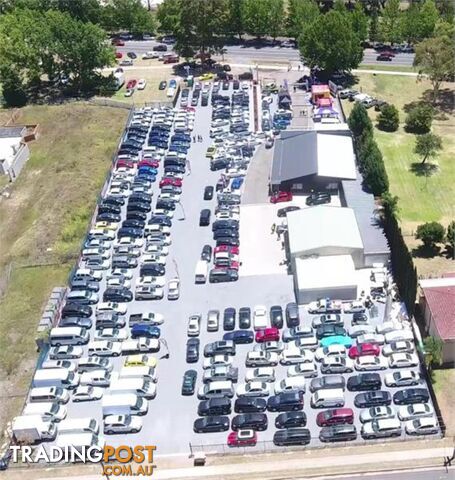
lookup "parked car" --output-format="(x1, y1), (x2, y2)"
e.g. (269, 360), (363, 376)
(393, 388), (429, 405)
(354, 391), (392, 408)
(181, 370), (197, 396)
(193, 416), (230, 433)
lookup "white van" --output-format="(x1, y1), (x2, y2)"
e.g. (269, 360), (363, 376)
(118, 367), (157, 383)
(49, 327), (90, 347)
(197, 381), (234, 400)
(73, 268), (103, 282)
(33, 369), (79, 389)
(23, 402), (67, 422)
(102, 393), (148, 416)
(29, 386), (70, 404)
(274, 376), (306, 395)
(109, 378), (157, 399)
(58, 418), (99, 435)
(88, 229), (115, 241)
(195, 260), (208, 284)
(310, 388), (345, 408)
(66, 290), (99, 305)
(56, 432), (105, 455)
(88, 340), (122, 357)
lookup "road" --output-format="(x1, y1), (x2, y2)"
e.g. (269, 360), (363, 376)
(117, 41), (415, 67)
(309, 466), (454, 480)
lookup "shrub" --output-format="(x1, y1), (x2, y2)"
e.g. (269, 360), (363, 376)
(377, 104), (399, 132)
(405, 104), (434, 133)
(348, 102), (372, 138)
(415, 221), (445, 248)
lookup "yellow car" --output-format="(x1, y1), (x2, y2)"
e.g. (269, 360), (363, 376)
(94, 221), (118, 231)
(124, 354), (157, 368)
(199, 73), (214, 81)
(205, 146), (217, 158)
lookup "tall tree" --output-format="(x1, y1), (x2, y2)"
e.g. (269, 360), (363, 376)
(401, 2), (421, 43)
(381, 192), (400, 220)
(369, 10), (380, 42)
(380, 0), (403, 44)
(423, 336), (443, 369)
(227, 0), (245, 39)
(446, 220), (455, 254)
(348, 102), (373, 138)
(418, 0), (439, 39)
(103, 0), (156, 36)
(243, 0), (272, 38)
(156, 0), (181, 34)
(286, 0), (320, 40)
(414, 133), (442, 164)
(299, 10), (363, 73)
(268, 0), (284, 40)
(350, 2), (369, 42)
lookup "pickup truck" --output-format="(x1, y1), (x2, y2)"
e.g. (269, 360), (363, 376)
(307, 299), (342, 315)
(129, 313), (164, 326)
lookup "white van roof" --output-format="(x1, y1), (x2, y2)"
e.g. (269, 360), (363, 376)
(34, 369), (71, 381)
(102, 393), (138, 407)
(50, 327), (85, 336)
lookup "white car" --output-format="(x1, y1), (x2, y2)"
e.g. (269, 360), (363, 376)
(167, 277), (180, 300)
(94, 328), (128, 342)
(356, 333), (385, 346)
(207, 310), (220, 332)
(136, 276), (166, 288)
(320, 356), (354, 374)
(154, 208), (174, 218)
(354, 355), (388, 371)
(360, 406), (396, 423)
(349, 325), (375, 338)
(84, 258), (110, 270)
(145, 244), (169, 256)
(343, 301), (365, 313)
(121, 338), (160, 354)
(137, 79), (147, 90)
(80, 370), (111, 387)
(382, 341), (415, 357)
(187, 314), (201, 337)
(145, 224), (171, 236)
(236, 381), (270, 397)
(142, 253), (167, 265)
(405, 416), (439, 436)
(245, 367), (275, 383)
(203, 354), (233, 369)
(216, 211), (240, 221)
(158, 193), (180, 203)
(376, 321), (404, 335)
(287, 362), (318, 378)
(245, 351), (279, 368)
(385, 370), (421, 388)
(124, 89), (134, 97)
(315, 345), (346, 361)
(388, 352), (419, 369)
(107, 187), (130, 198)
(72, 386), (103, 402)
(253, 305), (267, 330)
(107, 277), (131, 289)
(398, 403), (434, 421)
(280, 347), (314, 366)
(97, 302), (127, 315)
(288, 335), (319, 351)
(253, 341), (284, 353)
(385, 329), (414, 344)
(49, 346), (83, 360)
(274, 376), (306, 395)
(104, 414), (143, 434)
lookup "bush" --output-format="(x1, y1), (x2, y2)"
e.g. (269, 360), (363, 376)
(1, 71), (27, 107)
(405, 104), (434, 134)
(348, 102), (372, 138)
(416, 222), (445, 248)
(377, 104), (399, 132)
(364, 147), (389, 195)
(446, 220), (455, 252)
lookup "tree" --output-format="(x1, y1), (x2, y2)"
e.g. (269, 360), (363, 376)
(286, 0), (320, 40)
(436, 0), (455, 23)
(156, 0), (181, 34)
(102, 0), (156, 36)
(363, 144), (389, 195)
(405, 104), (434, 134)
(414, 35), (455, 103)
(380, 0), (403, 44)
(414, 133), (442, 164)
(416, 222), (445, 248)
(417, 0), (439, 39)
(401, 2), (421, 43)
(299, 10), (363, 74)
(348, 102), (373, 138)
(423, 336), (443, 369)
(377, 104), (399, 132)
(227, 0), (245, 39)
(381, 192), (400, 220)
(350, 2), (369, 42)
(446, 220), (455, 253)
(369, 10), (380, 42)
(268, 0), (284, 40)
(243, 0), (279, 39)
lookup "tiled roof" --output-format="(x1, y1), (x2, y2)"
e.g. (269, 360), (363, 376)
(422, 283), (455, 340)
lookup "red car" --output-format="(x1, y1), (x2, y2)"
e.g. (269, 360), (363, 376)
(163, 55), (179, 64)
(116, 160), (135, 169)
(126, 79), (137, 89)
(140, 160), (159, 169)
(184, 106), (196, 112)
(159, 177), (182, 188)
(115, 52), (123, 59)
(214, 245), (239, 255)
(227, 429), (257, 447)
(316, 408), (354, 427)
(112, 39), (125, 46)
(270, 191), (293, 204)
(255, 327), (280, 343)
(348, 343), (380, 359)
(215, 260), (240, 270)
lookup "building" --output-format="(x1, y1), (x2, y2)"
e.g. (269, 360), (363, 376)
(0, 126), (30, 181)
(286, 206), (365, 303)
(419, 275), (455, 365)
(270, 128), (356, 193)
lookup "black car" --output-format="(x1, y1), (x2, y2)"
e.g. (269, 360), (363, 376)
(275, 411), (307, 429)
(285, 302), (300, 328)
(130, 192), (152, 203)
(319, 425), (357, 443)
(393, 388), (429, 405)
(126, 211), (148, 222)
(201, 244), (212, 262)
(213, 229), (239, 240)
(223, 308), (236, 331)
(140, 263), (165, 277)
(270, 305), (284, 329)
(203, 340), (236, 357)
(193, 416), (230, 433)
(117, 227), (143, 239)
(181, 370), (197, 396)
(231, 413), (268, 431)
(212, 220), (239, 231)
(354, 391), (392, 408)
(103, 287), (133, 303)
(352, 313), (369, 325)
(59, 317), (93, 328)
(127, 202), (151, 213)
(347, 373), (382, 392)
(199, 209), (211, 227)
(156, 200), (176, 211)
(102, 196), (125, 206)
(273, 428), (311, 446)
(97, 212), (121, 223)
(127, 52), (137, 59)
(223, 330), (254, 344)
(215, 237), (240, 247)
(238, 307), (251, 329)
(122, 219), (145, 230)
(61, 303), (92, 319)
(186, 338), (200, 363)
(98, 204), (121, 215)
(198, 397), (231, 416)
(234, 397), (267, 413)
(158, 80), (167, 90)
(149, 216), (172, 227)
(305, 192), (331, 206)
(316, 325), (347, 340)
(267, 392), (304, 412)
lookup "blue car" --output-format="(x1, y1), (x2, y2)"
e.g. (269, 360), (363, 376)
(231, 178), (244, 190)
(223, 330), (254, 345)
(138, 166), (158, 176)
(169, 145), (188, 154)
(169, 79), (177, 88)
(320, 335), (353, 348)
(131, 324), (161, 339)
(136, 173), (156, 183)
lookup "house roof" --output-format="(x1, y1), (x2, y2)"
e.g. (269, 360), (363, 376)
(0, 126), (26, 138)
(420, 277), (455, 340)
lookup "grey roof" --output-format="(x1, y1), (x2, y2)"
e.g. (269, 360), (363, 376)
(271, 130), (318, 184)
(342, 172), (390, 256)
(0, 126), (26, 138)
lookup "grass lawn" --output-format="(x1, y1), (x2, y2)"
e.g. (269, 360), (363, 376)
(432, 369), (455, 435)
(355, 64), (418, 73)
(0, 102), (128, 442)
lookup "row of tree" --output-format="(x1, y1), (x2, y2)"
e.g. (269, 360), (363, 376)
(416, 221), (455, 253)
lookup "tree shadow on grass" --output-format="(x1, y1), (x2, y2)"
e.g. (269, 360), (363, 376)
(412, 243), (441, 258)
(422, 88), (455, 117)
(410, 162), (439, 177)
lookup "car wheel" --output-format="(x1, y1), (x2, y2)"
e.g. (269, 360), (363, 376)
(107, 430), (114, 434)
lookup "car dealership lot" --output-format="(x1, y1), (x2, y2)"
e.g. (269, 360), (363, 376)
(21, 79), (441, 458)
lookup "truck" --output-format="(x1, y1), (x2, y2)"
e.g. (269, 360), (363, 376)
(12, 415), (57, 444)
(102, 393), (148, 416)
(113, 71), (125, 90)
(121, 338), (160, 354)
(195, 260), (208, 284)
(129, 312), (164, 326)
(32, 369), (79, 389)
(307, 299), (342, 315)
(109, 377), (157, 399)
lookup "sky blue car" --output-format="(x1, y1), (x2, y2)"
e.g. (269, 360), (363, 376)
(320, 335), (353, 348)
